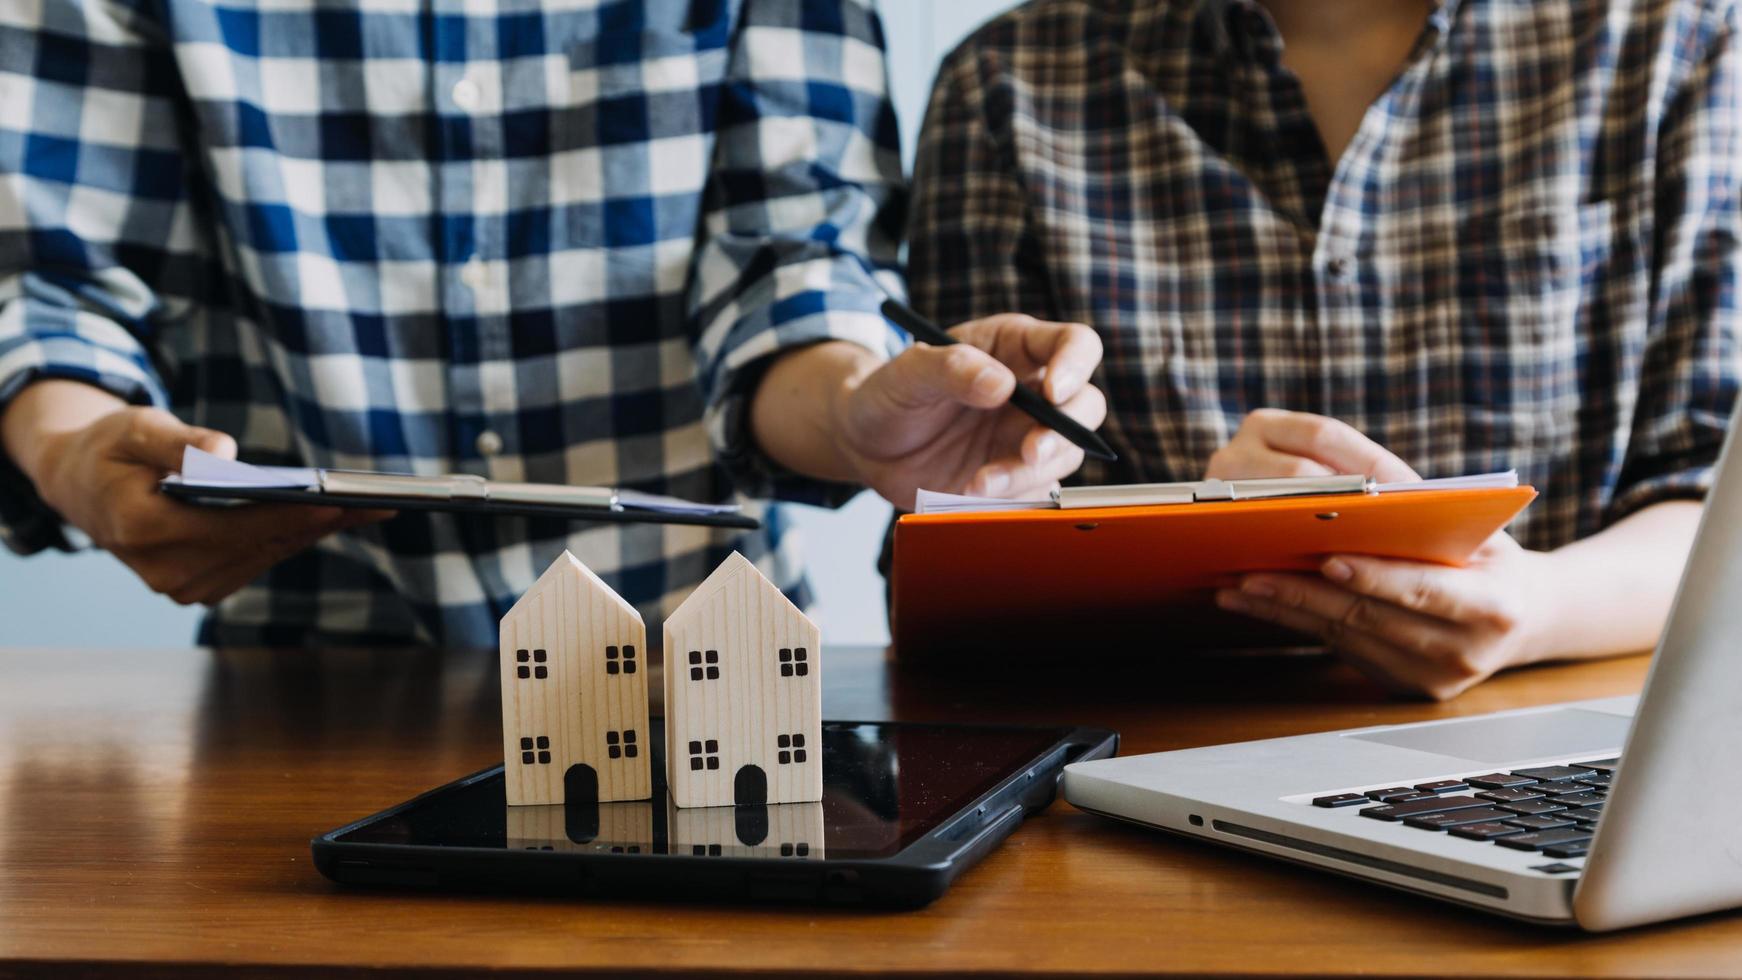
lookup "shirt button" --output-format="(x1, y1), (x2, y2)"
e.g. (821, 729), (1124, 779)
(1326, 255), (1354, 280)
(459, 257), (487, 290)
(475, 430), (504, 457)
(451, 76), (482, 112)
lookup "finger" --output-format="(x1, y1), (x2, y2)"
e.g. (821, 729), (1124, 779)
(116, 409), (238, 472)
(997, 321), (1101, 403)
(1205, 445), (1338, 480)
(1236, 571), (1457, 640)
(881, 343), (1016, 412)
(1243, 409), (1420, 482)
(1322, 554), (1495, 626)
(962, 439), (1077, 497)
(144, 491), (355, 552)
(946, 315), (1102, 396)
(1020, 425), (1068, 466)
(1214, 587), (1451, 698)
(154, 508), (389, 605)
(1018, 384), (1108, 465)
(982, 441), (1086, 497)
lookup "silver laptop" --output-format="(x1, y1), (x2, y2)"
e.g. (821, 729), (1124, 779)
(1062, 412), (1742, 930)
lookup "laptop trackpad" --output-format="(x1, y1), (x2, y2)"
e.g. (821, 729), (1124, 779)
(1345, 708), (1631, 765)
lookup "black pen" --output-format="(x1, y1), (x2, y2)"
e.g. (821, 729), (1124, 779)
(879, 298), (1118, 463)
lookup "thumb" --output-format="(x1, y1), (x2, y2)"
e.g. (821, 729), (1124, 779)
(875, 343), (1015, 413)
(120, 410), (237, 472)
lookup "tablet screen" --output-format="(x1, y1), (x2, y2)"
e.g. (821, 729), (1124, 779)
(330, 722), (1068, 860)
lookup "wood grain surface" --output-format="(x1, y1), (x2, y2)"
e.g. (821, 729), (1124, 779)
(3, 643), (1740, 978)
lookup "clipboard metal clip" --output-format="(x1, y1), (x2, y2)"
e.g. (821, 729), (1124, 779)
(318, 470), (619, 508)
(1053, 474), (1373, 510)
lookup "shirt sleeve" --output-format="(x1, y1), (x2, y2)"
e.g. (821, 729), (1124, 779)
(0, 0), (199, 554)
(1609, 4), (1742, 523)
(907, 37), (1059, 335)
(687, 0), (908, 506)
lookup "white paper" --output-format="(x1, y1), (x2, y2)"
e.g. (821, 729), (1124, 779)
(616, 488), (742, 516)
(913, 489), (1056, 515)
(177, 446), (319, 488)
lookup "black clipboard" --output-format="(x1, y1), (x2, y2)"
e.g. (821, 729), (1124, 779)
(159, 479), (761, 530)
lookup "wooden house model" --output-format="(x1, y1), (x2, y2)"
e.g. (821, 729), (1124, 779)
(663, 552), (822, 808)
(499, 550), (652, 805)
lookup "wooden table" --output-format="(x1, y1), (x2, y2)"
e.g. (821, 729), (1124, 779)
(3, 644), (1739, 978)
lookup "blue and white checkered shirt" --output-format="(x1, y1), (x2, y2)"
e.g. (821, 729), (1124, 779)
(0, 0), (907, 646)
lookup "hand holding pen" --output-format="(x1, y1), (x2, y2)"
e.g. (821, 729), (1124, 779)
(812, 300), (1112, 509)
(881, 300), (1117, 465)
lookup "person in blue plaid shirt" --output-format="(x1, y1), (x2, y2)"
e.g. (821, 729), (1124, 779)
(911, 0), (1739, 698)
(0, 0), (1107, 646)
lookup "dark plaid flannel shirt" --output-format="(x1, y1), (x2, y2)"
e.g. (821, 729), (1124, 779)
(910, 0), (1740, 551)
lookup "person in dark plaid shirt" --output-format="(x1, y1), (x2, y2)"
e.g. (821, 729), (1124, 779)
(910, 0), (1740, 697)
(0, 0), (1106, 646)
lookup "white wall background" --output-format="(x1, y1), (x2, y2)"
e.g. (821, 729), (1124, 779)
(0, 0), (1020, 648)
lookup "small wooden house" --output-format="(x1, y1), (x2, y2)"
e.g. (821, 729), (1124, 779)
(500, 551), (652, 805)
(663, 551), (822, 808)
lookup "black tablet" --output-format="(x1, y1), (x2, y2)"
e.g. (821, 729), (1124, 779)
(159, 480), (761, 530)
(313, 720), (1117, 908)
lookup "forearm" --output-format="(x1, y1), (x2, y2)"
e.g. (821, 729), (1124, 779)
(1, 380), (128, 486)
(747, 342), (881, 485)
(1535, 500), (1705, 661)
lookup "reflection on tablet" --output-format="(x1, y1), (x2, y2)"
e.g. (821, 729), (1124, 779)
(504, 799), (826, 859)
(334, 722), (1063, 860)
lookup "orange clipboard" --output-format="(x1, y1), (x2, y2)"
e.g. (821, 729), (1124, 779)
(890, 486), (1537, 660)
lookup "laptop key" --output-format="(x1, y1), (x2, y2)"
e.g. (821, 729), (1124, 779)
(1573, 772), (1612, 788)
(1404, 806), (1516, 830)
(1551, 791), (1605, 807)
(1573, 758), (1620, 773)
(1544, 843), (1591, 858)
(1413, 780), (1469, 794)
(1496, 829), (1594, 851)
(1496, 799), (1567, 816)
(1530, 781), (1595, 797)
(1449, 821), (1527, 841)
(1466, 773), (1539, 789)
(1504, 814), (1576, 831)
(1476, 787), (1547, 804)
(1313, 793), (1371, 808)
(1365, 786), (1429, 802)
(1560, 806), (1604, 822)
(1509, 765), (1597, 781)
(1359, 795), (1491, 821)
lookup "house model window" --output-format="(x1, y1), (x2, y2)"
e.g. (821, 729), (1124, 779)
(605, 645), (637, 675)
(688, 649), (720, 680)
(515, 648), (547, 679)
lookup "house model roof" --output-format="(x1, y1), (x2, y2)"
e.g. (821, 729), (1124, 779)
(505, 549), (641, 623)
(666, 550), (806, 628)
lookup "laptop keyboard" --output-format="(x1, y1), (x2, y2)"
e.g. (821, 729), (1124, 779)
(1310, 757), (1620, 860)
